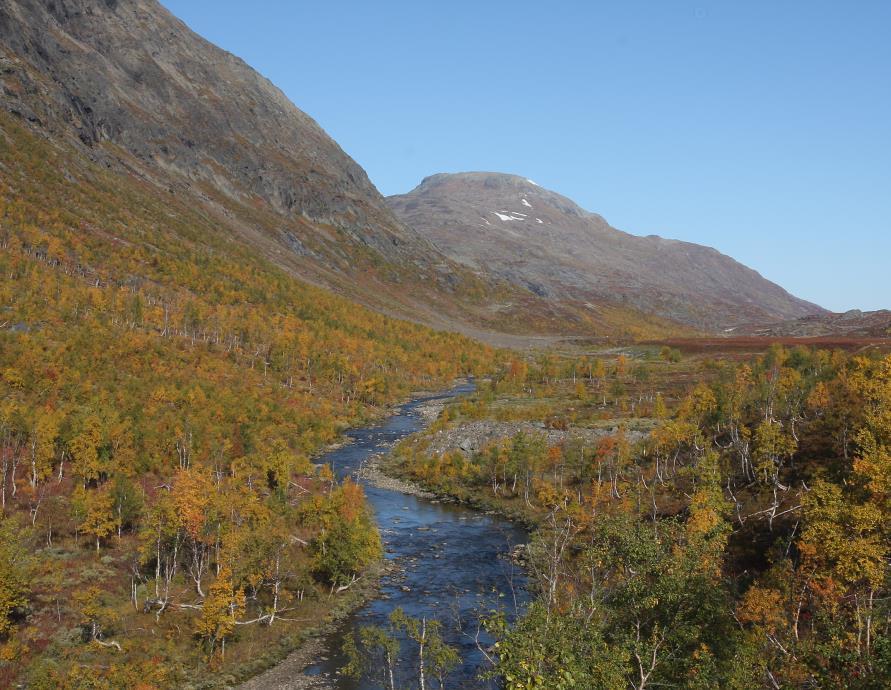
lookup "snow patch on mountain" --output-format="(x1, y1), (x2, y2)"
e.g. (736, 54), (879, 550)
(493, 211), (527, 222)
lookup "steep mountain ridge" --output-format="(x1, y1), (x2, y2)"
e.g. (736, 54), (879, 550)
(0, 0), (408, 250)
(0, 0), (700, 342)
(388, 172), (826, 330)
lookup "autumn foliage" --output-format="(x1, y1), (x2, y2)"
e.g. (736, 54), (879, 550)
(395, 346), (891, 687)
(0, 111), (495, 684)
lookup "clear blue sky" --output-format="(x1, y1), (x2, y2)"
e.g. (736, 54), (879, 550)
(162, 0), (890, 312)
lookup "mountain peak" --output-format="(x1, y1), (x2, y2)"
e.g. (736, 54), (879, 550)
(388, 173), (826, 330)
(407, 171), (593, 223)
(418, 171), (540, 189)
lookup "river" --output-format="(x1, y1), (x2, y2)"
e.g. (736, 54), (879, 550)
(301, 382), (530, 689)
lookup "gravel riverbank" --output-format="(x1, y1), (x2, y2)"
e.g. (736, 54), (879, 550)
(356, 452), (436, 498)
(236, 636), (334, 690)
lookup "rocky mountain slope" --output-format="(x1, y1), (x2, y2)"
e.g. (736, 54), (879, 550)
(388, 173), (827, 331)
(0, 0), (410, 252)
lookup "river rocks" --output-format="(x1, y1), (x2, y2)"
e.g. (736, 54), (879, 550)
(236, 635), (335, 689)
(414, 400), (448, 424)
(419, 420), (649, 457)
(508, 544), (529, 565)
(356, 452), (437, 498)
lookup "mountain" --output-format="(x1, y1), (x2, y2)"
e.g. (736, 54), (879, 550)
(0, 0), (674, 343)
(0, 0), (824, 342)
(388, 172), (827, 331)
(0, 0), (514, 336)
(0, 0), (702, 343)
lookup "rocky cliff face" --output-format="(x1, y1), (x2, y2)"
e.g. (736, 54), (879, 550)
(0, 0), (427, 256)
(388, 173), (826, 330)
